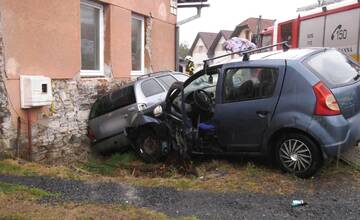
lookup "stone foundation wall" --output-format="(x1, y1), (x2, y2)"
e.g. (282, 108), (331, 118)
(31, 79), (127, 164)
(0, 17), (14, 157)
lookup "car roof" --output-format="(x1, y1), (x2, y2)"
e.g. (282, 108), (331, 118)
(135, 71), (186, 83)
(103, 71), (184, 95)
(210, 47), (324, 67)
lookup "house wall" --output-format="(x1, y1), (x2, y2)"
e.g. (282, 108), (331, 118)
(192, 38), (208, 70)
(238, 28), (253, 41)
(0, 0), (177, 163)
(213, 36), (231, 64)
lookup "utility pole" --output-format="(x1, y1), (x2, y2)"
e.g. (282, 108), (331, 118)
(256, 15), (262, 46)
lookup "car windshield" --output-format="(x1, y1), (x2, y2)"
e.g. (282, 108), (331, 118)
(184, 71), (219, 95)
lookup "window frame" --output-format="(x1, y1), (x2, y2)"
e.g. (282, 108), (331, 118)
(222, 67), (279, 103)
(156, 74), (177, 89)
(80, 0), (104, 77)
(131, 14), (145, 76)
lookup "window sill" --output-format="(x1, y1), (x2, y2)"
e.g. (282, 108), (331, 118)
(80, 70), (105, 78)
(131, 71), (144, 77)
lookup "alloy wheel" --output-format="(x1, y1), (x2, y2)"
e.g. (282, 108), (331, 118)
(279, 139), (313, 172)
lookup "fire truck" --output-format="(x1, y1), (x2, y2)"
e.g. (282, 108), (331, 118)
(261, 0), (360, 62)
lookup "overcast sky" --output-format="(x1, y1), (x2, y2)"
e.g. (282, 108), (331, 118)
(177, 0), (320, 45)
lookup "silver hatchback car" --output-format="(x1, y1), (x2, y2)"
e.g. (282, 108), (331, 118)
(87, 71), (188, 154)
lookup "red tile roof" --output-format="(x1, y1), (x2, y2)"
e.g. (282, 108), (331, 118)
(231, 17), (275, 37)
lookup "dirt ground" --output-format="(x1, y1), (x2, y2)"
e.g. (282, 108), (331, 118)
(0, 155), (359, 220)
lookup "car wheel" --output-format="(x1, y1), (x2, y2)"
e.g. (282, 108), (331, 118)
(275, 133), (323, 178)
(135, 129), (163, 163)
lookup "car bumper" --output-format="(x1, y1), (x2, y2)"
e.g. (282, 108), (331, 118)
(92, 132), (130, 153)
(308, 114), (360, 157)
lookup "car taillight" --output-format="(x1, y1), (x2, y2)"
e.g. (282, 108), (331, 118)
(313, 82), (341, 116)
(87, 127), (96, 141)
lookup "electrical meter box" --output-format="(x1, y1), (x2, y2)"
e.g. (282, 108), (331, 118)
(20, 75), (53, 109)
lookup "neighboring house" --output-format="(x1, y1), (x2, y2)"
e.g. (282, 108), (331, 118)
(231, 17), (275, 45)
(207, 30), (233, 63)
(189, 32), (217, 70)
(0, 0), (178, 163)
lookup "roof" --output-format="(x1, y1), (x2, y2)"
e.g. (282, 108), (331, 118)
(231, 17), (275, 38)
(189, 32), (217, 55)
(207, 30), (233, 57)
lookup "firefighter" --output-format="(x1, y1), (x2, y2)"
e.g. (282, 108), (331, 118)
(185, 56), (195, 76)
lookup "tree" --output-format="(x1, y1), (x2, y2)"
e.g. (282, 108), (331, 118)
(179, 43), (190, 59)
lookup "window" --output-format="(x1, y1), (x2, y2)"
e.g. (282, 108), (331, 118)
(89, 86), (136, 119)
(80, 0), (104, 76)
(197, 45), (205, 53)
(305, 49), (360, 87)
(245, 30), (250, 40)
(223, 67), (278, 102)
(141, 79), (165, 97)
(156, 75), (177, 89)
(132, 14), (144, 75)
(280, 22), (293, 46)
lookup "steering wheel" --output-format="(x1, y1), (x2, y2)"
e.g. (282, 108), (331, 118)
(192, 89), (213, 112)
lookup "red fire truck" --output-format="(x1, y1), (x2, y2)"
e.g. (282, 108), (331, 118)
(261, 1), (360, 62)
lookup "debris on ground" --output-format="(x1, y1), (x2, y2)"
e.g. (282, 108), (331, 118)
(291, 200), (307, 207)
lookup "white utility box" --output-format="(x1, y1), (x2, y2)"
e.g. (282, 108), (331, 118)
(20, 75), (53, 109)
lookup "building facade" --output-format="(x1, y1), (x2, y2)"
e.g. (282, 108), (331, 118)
(231, 17), (275, 44)
(207, 30), (232, 64)
(189, 32), (217, 70)
(0, 0), (177, 163)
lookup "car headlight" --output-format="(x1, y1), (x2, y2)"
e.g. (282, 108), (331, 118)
(153, 105), (163, 117)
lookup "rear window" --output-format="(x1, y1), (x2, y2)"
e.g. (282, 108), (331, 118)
(156, 75), (177, 89)
(141, 79), (165, 97)
(305, 50), (360, 87)
(89, 85), (136, 119)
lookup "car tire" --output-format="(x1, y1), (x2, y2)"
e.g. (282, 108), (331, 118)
(134, 129), (163, 163)
(275, 133), (323, 178)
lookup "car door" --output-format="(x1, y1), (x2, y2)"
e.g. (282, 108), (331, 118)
(213, 60), (286, 152)
(138, 78), (167, 109)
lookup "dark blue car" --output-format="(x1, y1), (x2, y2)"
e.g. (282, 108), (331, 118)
(130, 47), (360, 178)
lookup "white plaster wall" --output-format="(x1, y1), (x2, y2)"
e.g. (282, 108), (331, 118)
(192, 38), (209, 69)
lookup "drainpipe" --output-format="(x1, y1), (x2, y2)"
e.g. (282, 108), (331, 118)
(27, 110), (32, 161)
(176, 2), (210, 71)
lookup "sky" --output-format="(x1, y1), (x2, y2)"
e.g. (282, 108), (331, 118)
(177, 0), (319, 45)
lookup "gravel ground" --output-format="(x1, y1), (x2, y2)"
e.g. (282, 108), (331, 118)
(0, 175), (360, 220)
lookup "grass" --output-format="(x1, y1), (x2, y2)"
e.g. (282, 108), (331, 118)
(1, 155), (359, 196)
(0, 214), (31, 220)
(83, 152), (139, 176)
(179, 217), (200, 220)
(0, 160), (36, 176)
(0, 159), (87, 180)
(0, 182), (59, 200)
(0, 195), (196, 220)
